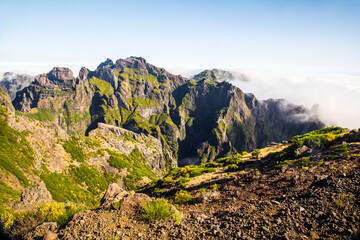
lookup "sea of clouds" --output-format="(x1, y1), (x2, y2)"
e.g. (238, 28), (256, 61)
(230, 70), (360, 130)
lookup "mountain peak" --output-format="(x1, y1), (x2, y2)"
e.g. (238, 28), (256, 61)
(192, 69), (248, 82)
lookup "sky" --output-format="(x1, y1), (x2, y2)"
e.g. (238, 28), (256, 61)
(0, 0), (359, 128)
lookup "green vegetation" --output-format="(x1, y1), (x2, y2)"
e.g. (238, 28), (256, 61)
(41, 163), (116, 207)
(90, 76), (114, 97)
(251, 149), (261, 158)
(0, 201), (85, 233)
(63, 136), (86, 162)
(156, 164), (215, 188)
(331, 143), (349, 154)
(107, 148), (156, 190)
(332, 192), (354, 212)
(0, 106), (34, 187)
(290, 157), (314, 167)
(0, 181), (21, 207)
(173, 190), (192, 204)
(289, 127), (345, 149)
(216, 153), (245, 166)
(142, 198), (173, 221)
(227, 164), (239, 171)
(266, 127), (346, 163)
(19, 108), (57, 122)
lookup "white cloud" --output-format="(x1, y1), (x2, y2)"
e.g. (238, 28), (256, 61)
(231, 70), (360, 129)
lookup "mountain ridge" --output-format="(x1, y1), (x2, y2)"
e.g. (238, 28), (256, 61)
(12, 56), (324, 166)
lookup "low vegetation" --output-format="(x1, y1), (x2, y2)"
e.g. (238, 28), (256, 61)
(142, 198), (177, 222)
(0, 201), (85, 237)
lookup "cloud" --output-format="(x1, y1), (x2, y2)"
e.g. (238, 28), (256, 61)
(231, 70), (360, 129)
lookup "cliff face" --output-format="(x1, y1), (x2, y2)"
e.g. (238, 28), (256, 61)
(12, 57), (324, 167)
(0, 87), (170, 211)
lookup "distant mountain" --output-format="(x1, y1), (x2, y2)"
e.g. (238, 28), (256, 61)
(0, 72), (34, 100)
(13, 57), (324, 166)
(191, 69), (249, 82)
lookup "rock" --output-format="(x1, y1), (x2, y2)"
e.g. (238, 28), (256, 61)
(120, 193), (152, 216)
(294, 145), (312, 156)
(100, 183), (128, 209)
(298, 206), (305, 212)
(29, 222), (57, 239)
(43, 231), (58, 240)
(48, 67), (74, 82)
(13, 182), (52, 210)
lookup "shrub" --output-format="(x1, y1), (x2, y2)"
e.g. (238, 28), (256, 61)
(251, 149), (261, 158)
(63, 137), (85, 162)
(0, 201), (85, 236)
(227, 164), (239, 171)
(291, 157), (314, 167)
(142, 198), (173, 221)
(174, 190), (192, 204)
(210, 183), (218, 191)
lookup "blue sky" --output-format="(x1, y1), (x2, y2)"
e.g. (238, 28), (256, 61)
(0, 0), (359, 75)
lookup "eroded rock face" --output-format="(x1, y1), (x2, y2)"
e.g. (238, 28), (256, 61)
(24, 222), (57, 240)
(100, 183), (128, 209)
(89, 123), (175, 174)
(13, 182), (52, 211)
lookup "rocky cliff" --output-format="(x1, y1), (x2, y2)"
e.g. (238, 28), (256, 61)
(12, 57), (324, 167)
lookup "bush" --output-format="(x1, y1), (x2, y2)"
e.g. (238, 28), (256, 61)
(142, 198), (173, 221)
(174, 190), (192, 204)
(251, 149), (261, 158)
(0, 201), (85, 237)
(227, 164), (239, 171)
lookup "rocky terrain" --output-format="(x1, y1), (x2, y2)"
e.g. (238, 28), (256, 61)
(13, 128), (359, 240)
(1, 57), (351, 240)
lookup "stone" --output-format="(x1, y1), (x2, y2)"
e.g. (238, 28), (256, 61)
(13, 182), (52, 210)
(31, 222), (57, 238)
(120, 193), (152, 216)
(100, 183), (128, 209)
(294, 145), (312, 156)
(43, 231), (58, 240)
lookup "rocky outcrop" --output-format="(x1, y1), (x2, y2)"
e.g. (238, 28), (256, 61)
(24, 222), (57, 240)
(89, 123), (176, 173)
(0, 86), (15, 113)
(100, 183), (128, 209)
(13, 182), (52, 210)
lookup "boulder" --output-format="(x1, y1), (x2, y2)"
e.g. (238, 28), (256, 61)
(120, 192), (152, 216)
(13, 182), (52, 211)
(294, 145), (312, 156)
(25, 222), (57, 239)
(100, 183), (128, 209)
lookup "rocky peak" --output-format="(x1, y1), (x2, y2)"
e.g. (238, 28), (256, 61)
(115, 57), (147, 71)
(192, 69), (248, 82)
(97, 58), (114, 69)
(48, 67), (74, 82)
(78, 67), (90, 81)
(34, 67), (74, 88)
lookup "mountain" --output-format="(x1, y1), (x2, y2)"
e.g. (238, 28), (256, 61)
(191, 69), (248, 82)
(0, 72), (33, 100)
(0, 57), (346, 239)
(12, 57), (324, 166)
